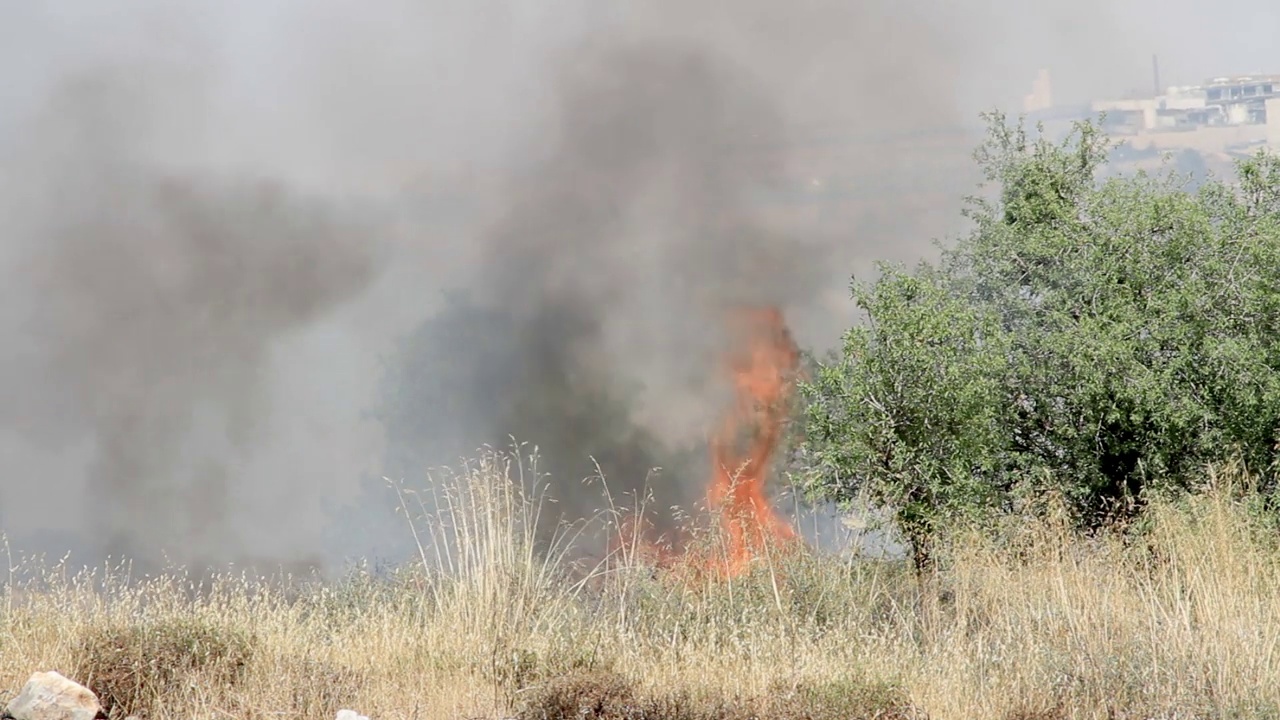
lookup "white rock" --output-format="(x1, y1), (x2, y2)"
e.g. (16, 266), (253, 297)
(3, 671), (104, 720)
(335, 710), (369, 720)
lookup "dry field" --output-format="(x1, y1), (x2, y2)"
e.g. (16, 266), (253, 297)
(1, 454), (1278, 720)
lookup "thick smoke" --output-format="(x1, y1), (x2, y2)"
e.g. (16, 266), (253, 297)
(0, 68), (381, 571)
(0, 0), (1272, 573)
(484, 40), (828, 437)
(380, 41), (832, 547)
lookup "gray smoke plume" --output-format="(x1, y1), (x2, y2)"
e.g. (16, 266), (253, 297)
(376, 40), (831, 550)
(368, 2), (1277, 560)
(0, 67), (382, 572)
(0, 0), (1272, 573)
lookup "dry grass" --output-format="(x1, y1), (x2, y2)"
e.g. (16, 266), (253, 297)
(2, 454), (1279, 720)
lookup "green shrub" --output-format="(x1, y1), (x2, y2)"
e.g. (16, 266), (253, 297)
(803, 111), (1280, 569)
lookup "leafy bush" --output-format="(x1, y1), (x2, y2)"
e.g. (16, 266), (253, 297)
(802, 111), (1280, 569)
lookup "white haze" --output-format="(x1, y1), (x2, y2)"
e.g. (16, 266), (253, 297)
(0, 0), (1274, 575)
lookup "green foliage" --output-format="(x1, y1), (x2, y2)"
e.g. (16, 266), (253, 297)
(802, 110), (1280, 568)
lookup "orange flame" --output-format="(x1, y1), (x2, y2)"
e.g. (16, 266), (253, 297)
(611, 305), (801, 579)
(707, 306), (800, 576)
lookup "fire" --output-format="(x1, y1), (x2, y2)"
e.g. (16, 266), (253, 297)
(612, 305), (801, 579)
(707, 306), (800, 575)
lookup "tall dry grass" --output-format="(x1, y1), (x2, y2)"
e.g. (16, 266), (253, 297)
(1, 453), (1278, 720)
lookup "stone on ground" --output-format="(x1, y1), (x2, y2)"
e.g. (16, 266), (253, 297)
(3, 671), (104, 720)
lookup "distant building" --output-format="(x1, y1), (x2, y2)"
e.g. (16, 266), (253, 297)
(1092, 75), (1279, 134)
(1023, 69), (1053, 114)
(1090, 96), (1159, 133)
(1203, 75), (1279, 124)
(1268, 97), (1280, 150)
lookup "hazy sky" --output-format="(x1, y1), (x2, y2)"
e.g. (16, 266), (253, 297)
(0, 0), (1275, 574)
